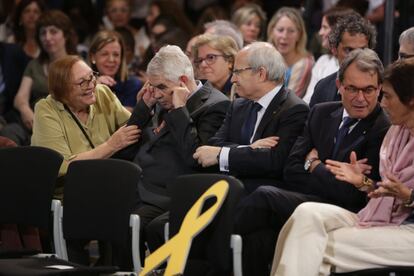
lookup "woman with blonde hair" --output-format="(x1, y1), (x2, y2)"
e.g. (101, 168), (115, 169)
(89, 30), (142, 110)
(231, 3), (266, 46)
(267, 7), (314, 98)
(192, 33), (239, 98)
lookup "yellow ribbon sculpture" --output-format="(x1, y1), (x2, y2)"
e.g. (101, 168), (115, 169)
(139, 180), (229, 276)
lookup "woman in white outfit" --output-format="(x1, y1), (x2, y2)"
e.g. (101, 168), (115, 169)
(272, 58), (414, 276)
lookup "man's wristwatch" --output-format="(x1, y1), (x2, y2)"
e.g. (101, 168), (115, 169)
(304, 158), (319, 171)
(357, 175), (375, 192)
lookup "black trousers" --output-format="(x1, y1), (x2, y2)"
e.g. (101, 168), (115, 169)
(234, 186), (324, 276)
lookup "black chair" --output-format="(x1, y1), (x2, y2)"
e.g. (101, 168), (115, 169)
(167, 174), (245, 276)
(58, 159), (142, 274)
(0, 146), (63, 257)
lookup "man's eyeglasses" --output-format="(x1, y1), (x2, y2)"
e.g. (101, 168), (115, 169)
(194, 54), (226, 66)
(232, 67), (254, 76)
(343, 85), (378, 96)
(75, 71), (99, 90)
(398, 52), (414, 60)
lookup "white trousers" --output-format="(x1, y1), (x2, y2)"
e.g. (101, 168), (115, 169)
(271, 202), (414, 276)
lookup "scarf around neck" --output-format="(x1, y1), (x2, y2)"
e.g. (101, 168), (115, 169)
(358, 125), (414, 226)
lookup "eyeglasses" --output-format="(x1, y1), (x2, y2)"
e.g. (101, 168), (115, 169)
(232, 67), (254, 76)
(75, 71), (99, 90)
(194, 54), (226, 66)
(398, 52), (414, 60)
(343, 85), (378, 96)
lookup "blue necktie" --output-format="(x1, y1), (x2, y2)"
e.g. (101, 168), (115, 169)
(331, 116), (357, 159)
(241, 102), (262, 144)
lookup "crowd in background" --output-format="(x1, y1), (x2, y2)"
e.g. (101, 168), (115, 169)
(2, 0), (414, 275)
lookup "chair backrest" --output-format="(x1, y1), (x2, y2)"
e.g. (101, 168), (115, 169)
(0, 146), (63, 229)
(62, 159), (141, 246)
(168, 174), (245, 274)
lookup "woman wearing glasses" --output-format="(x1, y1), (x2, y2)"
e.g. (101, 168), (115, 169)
(271, 58), (414, 275)
(89, 30), (142, 111)
(192, 33), (239, 98)
(31, 55), (140, 197)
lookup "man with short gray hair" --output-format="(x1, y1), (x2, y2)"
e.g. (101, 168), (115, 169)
(193, 42), (309, 192)
(125, 44), (230, 264)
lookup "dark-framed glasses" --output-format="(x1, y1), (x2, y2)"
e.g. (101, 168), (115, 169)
(232, 67), (254, 76)
(194, 54), (226, 66)
(343, 85), (378, 96)
(75, 71), (99, 90)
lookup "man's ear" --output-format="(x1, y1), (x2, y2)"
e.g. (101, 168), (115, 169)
(179, 75), (189, 84)
(258, 67), (267, 82)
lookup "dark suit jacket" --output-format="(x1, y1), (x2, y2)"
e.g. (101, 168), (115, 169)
(283, 102), (390, 212)
(309, 71), (340, 108)
(128, 82), (230, 209)
(0, 43), (30, 118)
(209, 87), (309, 185)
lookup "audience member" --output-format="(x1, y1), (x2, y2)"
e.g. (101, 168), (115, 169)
(89, 30), (142, 111)
(123, 45), (229, 261)
(398, 27), (414, 60)
(192, 34), (239, 97)
(145, 0), (194, 36)
(193, 42), (309, 192)
(193, 4), (229, 35)
(204, 19), (244, 50)
(1, 10), (77, 145)
(31, 55), (139, 197)
(234, 48), (390, 275)
(267, 7), (314, 98)
(303, 7), (356, 103)
(8, 0), (46, 58)
(0, 42), (30, 124)
(62, 0), (100, 57)
(272, 57), (414, 276)
(310, 12), (377, 107)
(104, 0), (150, 66)
(231, 3), (267, 46)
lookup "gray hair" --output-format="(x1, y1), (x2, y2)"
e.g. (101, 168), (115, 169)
(328, 13), (376, 50)
(244, 42), (286, 82)
(399, 27), (414, 48)
(338, 48), (384, 84)
(204, 20), (243, 50)
(147, 45), (194, 82)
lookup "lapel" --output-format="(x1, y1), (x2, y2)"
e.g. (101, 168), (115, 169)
(252, 87), (288, 141)
(185, 82), (211, 116)
(319, 106), (343, 159)
(335, 104), (382, 161)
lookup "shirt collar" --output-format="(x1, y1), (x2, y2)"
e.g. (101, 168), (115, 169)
(256, 84), (283, 110)
(188, 80), (203, 99)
